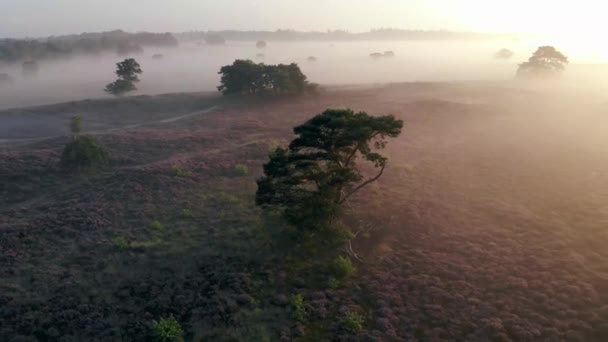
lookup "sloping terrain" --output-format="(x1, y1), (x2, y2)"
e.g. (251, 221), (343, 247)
(1, 83), (607, 341)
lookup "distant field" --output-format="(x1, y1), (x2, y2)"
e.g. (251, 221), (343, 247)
(1, 83), (606, 341)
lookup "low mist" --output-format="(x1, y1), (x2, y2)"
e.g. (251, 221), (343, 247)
(3, 36), (607, 109)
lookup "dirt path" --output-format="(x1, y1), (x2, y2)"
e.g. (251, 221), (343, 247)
(0, 105), (222, 147)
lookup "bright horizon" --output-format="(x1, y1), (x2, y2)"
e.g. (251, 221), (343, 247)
(2, 0), (608, 62)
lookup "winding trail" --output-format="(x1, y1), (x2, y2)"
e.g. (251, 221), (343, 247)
(0, 105), (222, 146)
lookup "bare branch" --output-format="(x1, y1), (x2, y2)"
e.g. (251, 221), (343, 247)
(338, 163), (385, 204)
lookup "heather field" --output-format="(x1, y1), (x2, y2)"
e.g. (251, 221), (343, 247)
(1, 83), (607, 341)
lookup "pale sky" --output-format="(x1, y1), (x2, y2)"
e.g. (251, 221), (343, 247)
(1, 0), (605, 38)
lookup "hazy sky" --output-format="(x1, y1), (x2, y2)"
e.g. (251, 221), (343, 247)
(1, 0), (604, 38)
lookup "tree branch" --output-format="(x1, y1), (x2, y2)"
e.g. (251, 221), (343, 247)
(338, 163), (385, 204)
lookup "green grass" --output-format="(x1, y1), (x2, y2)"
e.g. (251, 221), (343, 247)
(289, 294), (306, 322)
(151, 316), (184, 342)
(339, 311), (365, 333)
(113, 236), (129, 250)
(181, 209), (193, 218)
(234, 164), (249, 176)
(150, 220), (163, 231)
(329, 256), (354, 280)
(171, 166), (192, 178)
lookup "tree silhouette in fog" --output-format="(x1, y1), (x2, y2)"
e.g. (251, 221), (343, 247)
(217, 60), (317, 96)
(517, 46), (568, 78)
(256, 109), (403, 231)
(104, 58), (142, 96)
(494, 48), (514, 60)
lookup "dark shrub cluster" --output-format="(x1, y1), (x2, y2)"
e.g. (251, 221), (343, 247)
(217, 60), (317, 96)
(61, 135), (110, 169)
(0, 30), (178, 63)
(105, 58), (143, 96)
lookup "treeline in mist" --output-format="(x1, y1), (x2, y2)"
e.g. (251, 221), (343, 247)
(177, 28), (521, 42)
(0, 30), (179, 63)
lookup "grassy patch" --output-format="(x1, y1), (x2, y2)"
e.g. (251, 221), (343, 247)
(339, 311), (365, 334)
(289, 294), (307, 322)
(113, 236), (129, 250)
(150, 220), (163, 231)
(233, 164), (249, 176)
(329, 256), (354, 280)
(151, 316), (184, 342)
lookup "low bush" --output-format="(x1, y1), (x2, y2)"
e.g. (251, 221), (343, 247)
(181, 209), (193, 218)
(327, 277), (341, 289)
(172, 166), (192, 178)
(289, 294), (306, 322)
(329, 256), (354, 280)
(340, 311), (365, 333)
(113, 236), (129, 250)
(150, 220), (163, 231)
(234, 164), (249, 176)
(61, 135), (110, 170)
(151, 316), (184, 342)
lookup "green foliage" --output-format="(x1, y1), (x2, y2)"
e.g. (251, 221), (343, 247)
(149, 220), (163, 231)
(256, 109), (403, 231)
(151, 316), (184, 342)
(234, 164), (249, 176)
(327, 277), (341, 289)
(105, 58), (142, 96)
(329, 256), (354, 280)
(61, 135), (110, 170)
(181, 209), (193, 218)
(289, 294), (306, 322)
(340, 311), (365, 333)
(172, 166), (192, 178)
(217, 60), (316, 96)
(104, 79), (137, 96)
(70, 114), (82, 135)
(113, 236), (129, 250)
(517, 46), (568, 78)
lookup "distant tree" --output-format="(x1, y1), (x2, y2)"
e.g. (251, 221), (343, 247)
(21, 60), (38, 76)
(256, 53), (265, 59)
(383, 51), (395, 57)
(70, 114), (82, 136)
(256, 40), (267, 49)
(370, 52), (383, 60)
(217, 59), (317, 96)
(152, 53), (164, 60)
(61, 117), (110, 170)
(307, 56), (317, 62)
(517, 46), (568, 78)
(494, 48), (514, 60)
(116, 42), (144, 56)
(115, 58), (142, 82)
(256, 109), (403, 231)
(0, 73), (14, 85)
(205, 34), (226, 45)
(104, 58), (142, 96)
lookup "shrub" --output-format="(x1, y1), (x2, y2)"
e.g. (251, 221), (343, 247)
(104, 79), (136, 96)
(172, 166), (192, 178)
(234, 164), (249, 176)
(150, 220), (163, 231)
(327, 277), (341, 289)
(340, 311), (365, 333)
(113, 236), (129, 250)
(329, 256), (354, 280)
(61, 135), (110, 170)
(181, 209), (193, 218)
(151, 316), (184, 342)
(289, 294), (306, 322)
(217, 60), (316, 96)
